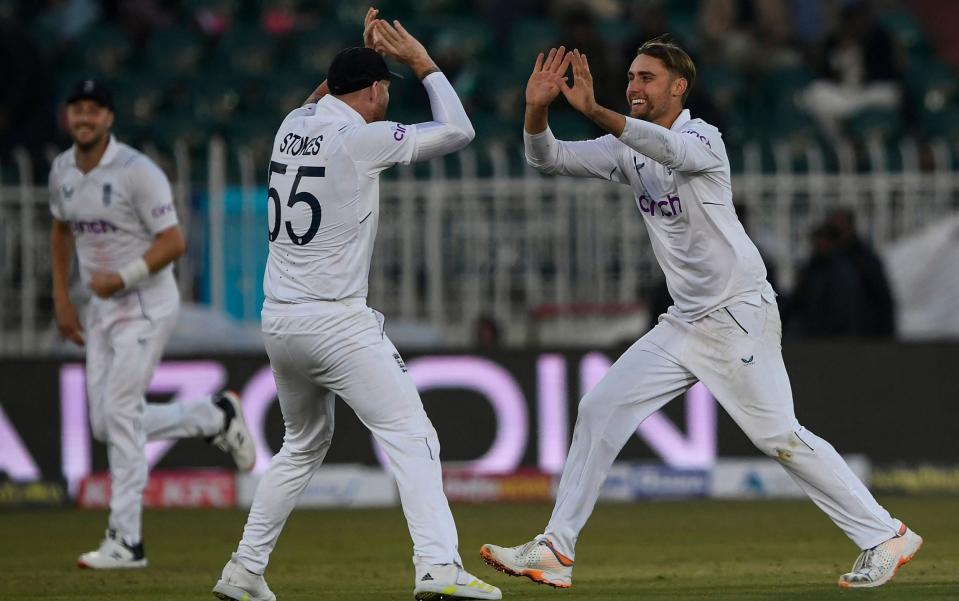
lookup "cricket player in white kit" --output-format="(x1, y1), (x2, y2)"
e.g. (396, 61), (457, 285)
(212, 13), (500, 601)
(50, 80), (256, 570)
(480, 40), (922, 590)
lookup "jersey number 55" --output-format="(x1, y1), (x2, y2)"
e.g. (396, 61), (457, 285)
(267, 160), (324, 246)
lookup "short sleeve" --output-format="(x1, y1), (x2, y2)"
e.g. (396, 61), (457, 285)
(344, 121), (419, 175)
(128, 155), (178, 234)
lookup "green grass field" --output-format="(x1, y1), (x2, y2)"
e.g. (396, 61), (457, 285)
(1, 497), (956, 600)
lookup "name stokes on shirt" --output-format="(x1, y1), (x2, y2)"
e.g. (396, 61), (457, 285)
(279, 132), (324, 156)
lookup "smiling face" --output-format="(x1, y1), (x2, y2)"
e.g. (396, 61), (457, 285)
(626, 53), (687, 126)
(66, 99), (113, 151)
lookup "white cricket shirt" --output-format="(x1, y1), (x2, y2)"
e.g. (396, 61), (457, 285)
(525, 109), (774, 321)
(49, 136), (180, 309)
(261, 94), (419, 310)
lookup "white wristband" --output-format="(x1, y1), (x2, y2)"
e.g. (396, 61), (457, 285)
(117, 258), (150, 289)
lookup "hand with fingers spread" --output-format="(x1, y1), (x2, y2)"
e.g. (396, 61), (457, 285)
(363, 7), (381, 51)
(526, 46), (571, 108)
(559, 49), (598, 117)
(373, 20), (439, 79)
(524, 46), (572, 134)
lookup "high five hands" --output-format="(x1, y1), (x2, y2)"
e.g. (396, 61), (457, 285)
(526, 46), (570, 108)
(527, 46), (625, 137)
(527, 48), (596, 116)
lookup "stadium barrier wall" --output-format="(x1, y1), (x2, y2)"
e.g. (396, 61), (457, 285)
(1, 343), (955, 500)
(4, 139), (959, 354)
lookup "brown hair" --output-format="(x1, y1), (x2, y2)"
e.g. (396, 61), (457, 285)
(636, 35), (696, 104)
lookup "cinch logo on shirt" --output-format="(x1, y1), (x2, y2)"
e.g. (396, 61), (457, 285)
(638, 193), (683, 217)
(70, 219), (119, 234)
(151, 203), (175, 218)
(393, 124), (407, 141)
(681, 129), (711, 148)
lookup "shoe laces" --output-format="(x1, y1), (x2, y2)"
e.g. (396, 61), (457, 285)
(853, 548), (876, 573)
(515, 540), (543, 562)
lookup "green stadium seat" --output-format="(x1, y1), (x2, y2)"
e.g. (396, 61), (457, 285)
(760, 65), (818, 142)
(844, 108), (902, 143)
(904, 59), (958, 138)
(596, 19), (634, 48)
(878, 10), (934, 62)
(506, 19), (560, 68)
(146, 28), (204, 76)
(213, 24), (277, 76)
(74, 25), (132, 77)
(290, 27), (348, 77)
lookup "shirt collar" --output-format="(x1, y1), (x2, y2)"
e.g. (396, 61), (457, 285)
(670, 109), (692, 131)
(319, 95), (367, 125)
(68, 135), (120, 169)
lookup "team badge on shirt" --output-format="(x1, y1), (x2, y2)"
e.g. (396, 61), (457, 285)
(102, 183), (112, 206)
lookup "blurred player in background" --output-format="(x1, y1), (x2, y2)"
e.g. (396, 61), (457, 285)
(480, 39), (921, 590)
(49, 80), (256, 570)
(211, 10), (500, 601)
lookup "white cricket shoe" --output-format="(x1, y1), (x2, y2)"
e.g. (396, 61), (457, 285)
(212, 554), (276, 601)
(413, 562), (502, 600)
(77, 529), (147, 570)
(212, 391), (256, 472)
(838, 524), (923, 588)
(480, 538), (573, 588)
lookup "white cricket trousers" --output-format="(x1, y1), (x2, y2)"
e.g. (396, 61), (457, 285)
(545, 299), (900, 557)
(234, 300), (461, 574)
(85, 294), (224, 545)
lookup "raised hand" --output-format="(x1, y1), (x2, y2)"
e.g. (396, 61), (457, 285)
(363, 7), (380, 50)
(559, 50), (597, 116)
(373, 20), (438, 79)
(526, 46), (571, 108)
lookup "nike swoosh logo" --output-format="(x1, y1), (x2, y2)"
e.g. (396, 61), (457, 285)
(741, 355), (754, 364)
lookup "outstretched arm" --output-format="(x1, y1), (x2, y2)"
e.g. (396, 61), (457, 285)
(560, 50), (723, 173)
(524, 47), (627, 182)
(524, 46), (571, 135)
(373, 20), (473, 161)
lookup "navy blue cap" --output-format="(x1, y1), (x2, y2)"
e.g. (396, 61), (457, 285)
(328, 47), (401, 95)
(66, 79), (114, 110)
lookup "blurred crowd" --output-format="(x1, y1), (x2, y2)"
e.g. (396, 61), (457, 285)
(3, 0), (957, 168)
(1, 0), (947, 342)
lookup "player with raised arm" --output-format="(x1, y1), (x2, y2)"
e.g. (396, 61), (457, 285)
(480, 39), (921, 590)
(211, 12), (500, 601)
(49, 80), (256, 570)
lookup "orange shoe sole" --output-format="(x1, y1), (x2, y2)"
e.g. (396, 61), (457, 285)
(837, 539), (923, 589)
(480, 546), (572, 589)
